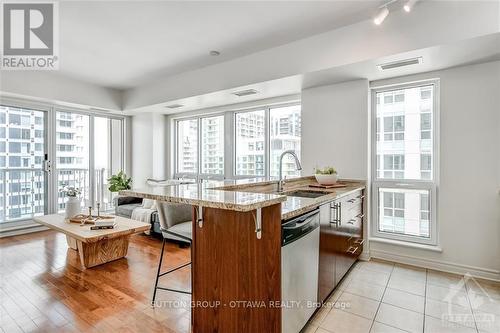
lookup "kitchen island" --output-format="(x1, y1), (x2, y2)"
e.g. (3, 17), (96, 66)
(121, 176), (365, 333)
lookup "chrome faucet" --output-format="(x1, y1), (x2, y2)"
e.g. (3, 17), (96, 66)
(278, 150), (302, 193)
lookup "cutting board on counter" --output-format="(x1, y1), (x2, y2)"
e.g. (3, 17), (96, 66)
(309, 183), (347, 189)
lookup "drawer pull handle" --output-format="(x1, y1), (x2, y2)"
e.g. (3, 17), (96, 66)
(329, 203), (340, 225)
(347, 219), (355, 224)
(347, 198), (356, 203)
(356, 213), (365, 219)
(347, 246), (358, 254)
(354, 239), (364, 245)
(357, 195), (365, 199)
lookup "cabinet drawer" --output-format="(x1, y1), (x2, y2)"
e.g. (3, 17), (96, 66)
(343, 214), (363, 230)
(342, 191), (364, 211)
(347, 237), (364, 256)
(342, 204), (361, 221)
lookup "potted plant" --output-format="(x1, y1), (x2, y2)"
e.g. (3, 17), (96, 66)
(60, 185), (82, 218)
(314, 166), (338, 185)
(108, 171), (132, 192)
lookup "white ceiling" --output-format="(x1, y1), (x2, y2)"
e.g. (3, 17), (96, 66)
(59, 1), (384, 89)
(136, 33), (500, 115)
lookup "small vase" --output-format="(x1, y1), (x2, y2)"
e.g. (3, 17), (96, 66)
(65, 196), (81, 219)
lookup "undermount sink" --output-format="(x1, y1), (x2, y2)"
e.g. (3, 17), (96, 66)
(284, 190), (331, 198)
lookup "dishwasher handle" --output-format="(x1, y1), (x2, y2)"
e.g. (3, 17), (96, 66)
(282, 210), (319, 246)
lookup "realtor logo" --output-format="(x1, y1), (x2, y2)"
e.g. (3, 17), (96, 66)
(1, 2), (59, 69)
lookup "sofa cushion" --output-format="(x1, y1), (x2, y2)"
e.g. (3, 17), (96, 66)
(116, 203), (142, 218)
(116, 196), (142, 206)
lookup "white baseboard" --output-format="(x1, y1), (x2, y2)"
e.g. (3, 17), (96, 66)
(359, 250), (371, 261)
(0, 225), (49, 238)
(370, 248), (500, 282)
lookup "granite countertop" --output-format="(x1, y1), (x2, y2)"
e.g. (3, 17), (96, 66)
(280, 183), (365, 220)
(120, 176), (365, 217)
(212, 176), (365, 219)
(120, 181), (287, 212)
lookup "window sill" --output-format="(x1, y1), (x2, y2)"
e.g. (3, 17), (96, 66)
(369, 237), (442, 252)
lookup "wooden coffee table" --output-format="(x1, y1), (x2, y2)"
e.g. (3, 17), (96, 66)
(34, 214), (151, 269)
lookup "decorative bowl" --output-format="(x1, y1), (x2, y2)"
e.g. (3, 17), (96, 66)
(314, 173), (338, 185)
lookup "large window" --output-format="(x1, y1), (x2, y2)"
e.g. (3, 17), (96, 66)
(234, 105), (301, 178)
(56, 112), (90, 212)
(0, 106), (46, 223)
(235, 110), (265, 176)
(201, 116), (224, 175)
(1, 102), (125, 227)
(372, 81), (438, 245)
(269, 105), (301, 177)
(175, 115), (224, 179)
(176, 119), (199, 174)
(94, 117), (124, 211)
(173, 103), (301, 180)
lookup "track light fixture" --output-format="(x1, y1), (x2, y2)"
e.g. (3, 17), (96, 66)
(374, 0), (419, 25)
(373, 7), (389, 25)
(404, 0), (419, 12)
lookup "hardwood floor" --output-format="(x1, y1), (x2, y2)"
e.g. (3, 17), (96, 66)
(0, 230), (192, 333)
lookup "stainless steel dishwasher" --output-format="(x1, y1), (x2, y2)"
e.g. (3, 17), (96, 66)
(281, 209), (320, 333)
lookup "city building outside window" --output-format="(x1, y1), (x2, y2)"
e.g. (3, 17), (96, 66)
(235, 110), (265, 176)
(173, 102), (301, 180)
(0, 104), (125, 225)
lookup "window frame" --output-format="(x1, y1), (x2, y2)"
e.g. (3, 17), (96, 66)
(371, 79), (440, 246)
(172, 101), (301, 181)
(0, 98), (127, 227)
(233, 107), (268, 178)
(173, 113), (227, 181)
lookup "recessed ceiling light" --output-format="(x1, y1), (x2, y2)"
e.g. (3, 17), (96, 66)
(232, 89), (259, 97)
(377, 57), (423, 70)
(209, 50), (220, 56)
(165, 104), (183, 109)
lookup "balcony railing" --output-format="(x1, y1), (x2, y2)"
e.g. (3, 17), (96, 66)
(0, 168), (115, 223)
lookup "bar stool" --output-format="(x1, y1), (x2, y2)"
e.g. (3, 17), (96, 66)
(152, 201), (193, 305)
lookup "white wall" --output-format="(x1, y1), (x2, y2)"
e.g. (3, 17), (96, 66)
(367, 61), (500, 280)
(131, 113), (168, 188)
(301, 79), (369, 179)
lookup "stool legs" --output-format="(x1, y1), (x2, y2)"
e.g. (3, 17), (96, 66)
(152, 237), (192, 306)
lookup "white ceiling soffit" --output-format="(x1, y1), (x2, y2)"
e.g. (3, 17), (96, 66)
(125, 33), (500, 115)
(58, 1), (385, 89)
(123, 0), (500, 111)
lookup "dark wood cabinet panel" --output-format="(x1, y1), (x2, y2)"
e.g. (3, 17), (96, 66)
(318, 203), (336, 303)
(318, 189), (365, 303)
(192, 204), (282, 333)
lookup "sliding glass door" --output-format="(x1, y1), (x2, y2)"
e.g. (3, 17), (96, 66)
(0, 105), (48, 225)
(0, 102), (126, 228)
(55, 111), (90, 212)
(94, 116), (124, 211)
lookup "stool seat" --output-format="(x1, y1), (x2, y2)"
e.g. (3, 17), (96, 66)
(163, 221), (192, 240)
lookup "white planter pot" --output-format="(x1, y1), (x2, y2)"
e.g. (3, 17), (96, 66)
(65, 197), (81, 219)
(314, 173), (338, 185)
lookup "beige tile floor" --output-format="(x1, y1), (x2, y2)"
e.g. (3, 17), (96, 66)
(304, 260), (500, 333)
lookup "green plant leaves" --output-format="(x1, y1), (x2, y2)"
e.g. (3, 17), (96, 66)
(314, 166), (337, 175)
(108, 171), (132, 192)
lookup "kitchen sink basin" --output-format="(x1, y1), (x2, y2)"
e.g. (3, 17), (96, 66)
(284, 190), (331, 198)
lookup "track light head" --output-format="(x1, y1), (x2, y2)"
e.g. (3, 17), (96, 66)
(404, 0), (418, 12)
(373, 7), (389, 25)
